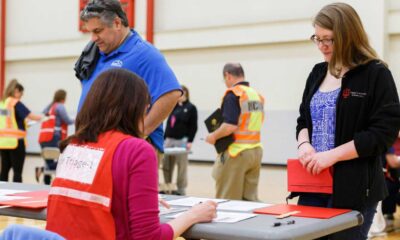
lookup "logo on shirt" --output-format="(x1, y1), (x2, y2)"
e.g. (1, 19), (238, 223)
(111, 60), (123, 67)
(342, 88), (351, 98)
(342, 88), (367, 99)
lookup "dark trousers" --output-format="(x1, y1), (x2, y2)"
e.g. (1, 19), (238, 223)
(382, 178), (400, 215)
(298, 193), (377, 240)
(0, 140), (26, 182)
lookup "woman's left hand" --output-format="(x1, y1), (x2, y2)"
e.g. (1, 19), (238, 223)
(306, 151), (336, 175)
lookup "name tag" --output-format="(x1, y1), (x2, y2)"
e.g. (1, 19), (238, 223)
(56, 145), (104, 184)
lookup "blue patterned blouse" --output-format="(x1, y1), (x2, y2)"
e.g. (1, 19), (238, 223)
(310, 88), (341, 152)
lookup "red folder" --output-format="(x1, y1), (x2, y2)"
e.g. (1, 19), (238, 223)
(287, 158), (333, 194)
(0, 190), (49, 209)
(254, 204), (351, 219)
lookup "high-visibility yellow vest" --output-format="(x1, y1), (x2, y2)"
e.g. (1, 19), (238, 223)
(223, 84), (264, 157)
(0, 97), (26, 149)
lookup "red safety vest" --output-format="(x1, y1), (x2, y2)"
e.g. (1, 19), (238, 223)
(46, 131), (131, 240)
(38, 103), (68, 143)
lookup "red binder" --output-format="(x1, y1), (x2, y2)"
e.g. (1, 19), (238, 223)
(0, 190), (49, 209)
(287, 158), (333, 194)
(254, 204), (351, 219)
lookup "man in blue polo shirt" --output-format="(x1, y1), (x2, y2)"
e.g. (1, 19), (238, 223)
(76, 0), (181, 153)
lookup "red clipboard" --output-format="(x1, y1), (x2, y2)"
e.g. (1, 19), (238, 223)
(254, 204), (351, 219)
(287, 158), (333, 194)
(0, 190), (49, 209)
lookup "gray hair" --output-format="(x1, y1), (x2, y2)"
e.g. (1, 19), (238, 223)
(223, 63), (245, 78)
(80, 0), (129, 27)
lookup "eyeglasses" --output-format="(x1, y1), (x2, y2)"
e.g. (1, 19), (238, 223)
(310, 35), (334, 46)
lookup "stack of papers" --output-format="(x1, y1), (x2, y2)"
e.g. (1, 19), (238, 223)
(0, 190), (49, 209)
(217, 201), (270, 211)
(167, 211), (257, 223)
(167, 197), (228, 207)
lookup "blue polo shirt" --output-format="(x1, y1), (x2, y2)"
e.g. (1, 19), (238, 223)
(78, 30), (181, 152)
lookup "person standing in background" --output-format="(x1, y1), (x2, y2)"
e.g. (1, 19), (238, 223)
(206, 63), (264, 201)
(163, 85), (198, 195)
(37, 89), (74, 185)
(0, 79), (43, 182)
(295, 3), (400, 239)
(76, 0), (181, 164)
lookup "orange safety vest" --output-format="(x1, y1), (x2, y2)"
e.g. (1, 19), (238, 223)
(223, 84), (264, 157)
(0, 97), (26, 149)
(46, 131), (131, 240)
(38, 103), (68, 143)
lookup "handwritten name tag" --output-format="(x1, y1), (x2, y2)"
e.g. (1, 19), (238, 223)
(56, 145), (104, 184)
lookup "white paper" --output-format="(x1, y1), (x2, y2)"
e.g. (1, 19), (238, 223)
(0, 189), (28, 196)
(0, 196), (29, 201)
(167, 211), (257, 223)
(164, 147), (187, 154)
(56, 144), (104, 184)
(217, 201), (271, 212)
(167, 197), (227, 207)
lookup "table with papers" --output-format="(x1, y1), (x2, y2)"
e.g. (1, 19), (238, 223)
(0, 182), (363, 240)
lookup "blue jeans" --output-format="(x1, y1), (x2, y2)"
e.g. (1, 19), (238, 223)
(298, 193), (377, 240)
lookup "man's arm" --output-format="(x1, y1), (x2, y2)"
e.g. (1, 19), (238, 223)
(144, 90), (181, 136)
(205, 123), (238, 145)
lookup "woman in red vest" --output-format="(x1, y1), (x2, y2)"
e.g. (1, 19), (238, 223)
(46, 68), (216, 240)
(37, 89), (74, 184)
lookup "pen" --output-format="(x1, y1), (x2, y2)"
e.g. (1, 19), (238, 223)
(273, 220), (296, 227)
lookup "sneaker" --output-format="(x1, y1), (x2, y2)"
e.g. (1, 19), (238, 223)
(368, 230), (387, 239)
(384, 214), (395, 232)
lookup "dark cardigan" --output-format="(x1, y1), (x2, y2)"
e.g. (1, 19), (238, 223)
(296, 60), (400, 210)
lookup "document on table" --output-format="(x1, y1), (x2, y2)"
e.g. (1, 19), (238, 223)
(0, 196), (29, 201)
(167, 211), (257, 223)
(0, 189), (28, 196)
(217, 201), (271, 211)
(166, 197), (228, 207)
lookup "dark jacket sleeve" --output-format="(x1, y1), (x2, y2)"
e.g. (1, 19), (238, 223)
(187, 104), (198, 142)
(354, 65), (400, 157)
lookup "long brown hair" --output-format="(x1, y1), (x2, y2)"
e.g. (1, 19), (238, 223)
(2, 79), (24, 101)
(60, 68), (150, 151)
(52, 89), (67, 104)
(313, 2), (381, 77)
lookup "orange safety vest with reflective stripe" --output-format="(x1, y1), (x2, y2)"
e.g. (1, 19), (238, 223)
(38, 103), (68, 143)
(46, 131), (131, 240)
(223, 84), (264, 157)
(0, 97), (26, 149)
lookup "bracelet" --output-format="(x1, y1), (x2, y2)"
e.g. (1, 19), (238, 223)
(297, 141), (310, 149)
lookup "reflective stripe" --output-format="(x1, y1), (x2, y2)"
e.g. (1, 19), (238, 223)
(50, 186), (110, 208)
(0, 129), (26, 137)
(241, 100), (264, 112)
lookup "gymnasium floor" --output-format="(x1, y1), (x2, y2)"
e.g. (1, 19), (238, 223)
(0, 155), (399, 239)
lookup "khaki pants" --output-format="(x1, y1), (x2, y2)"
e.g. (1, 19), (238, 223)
(212, 147), (262, 201)
(162, 138), (188, 195)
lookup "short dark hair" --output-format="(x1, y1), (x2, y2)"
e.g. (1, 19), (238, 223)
(223, 63), (245, 78)
(60, 68), (150, 151)
(80, 0), (129, 27)
(53, 89), (67, 103)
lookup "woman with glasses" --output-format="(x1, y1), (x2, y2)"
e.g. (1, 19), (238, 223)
(295, 3), (400, 239)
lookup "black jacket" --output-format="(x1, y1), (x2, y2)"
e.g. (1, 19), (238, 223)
(296, 60), (400, 211)
(74, 41), (99, 81)
(164, 101), (198, 142)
